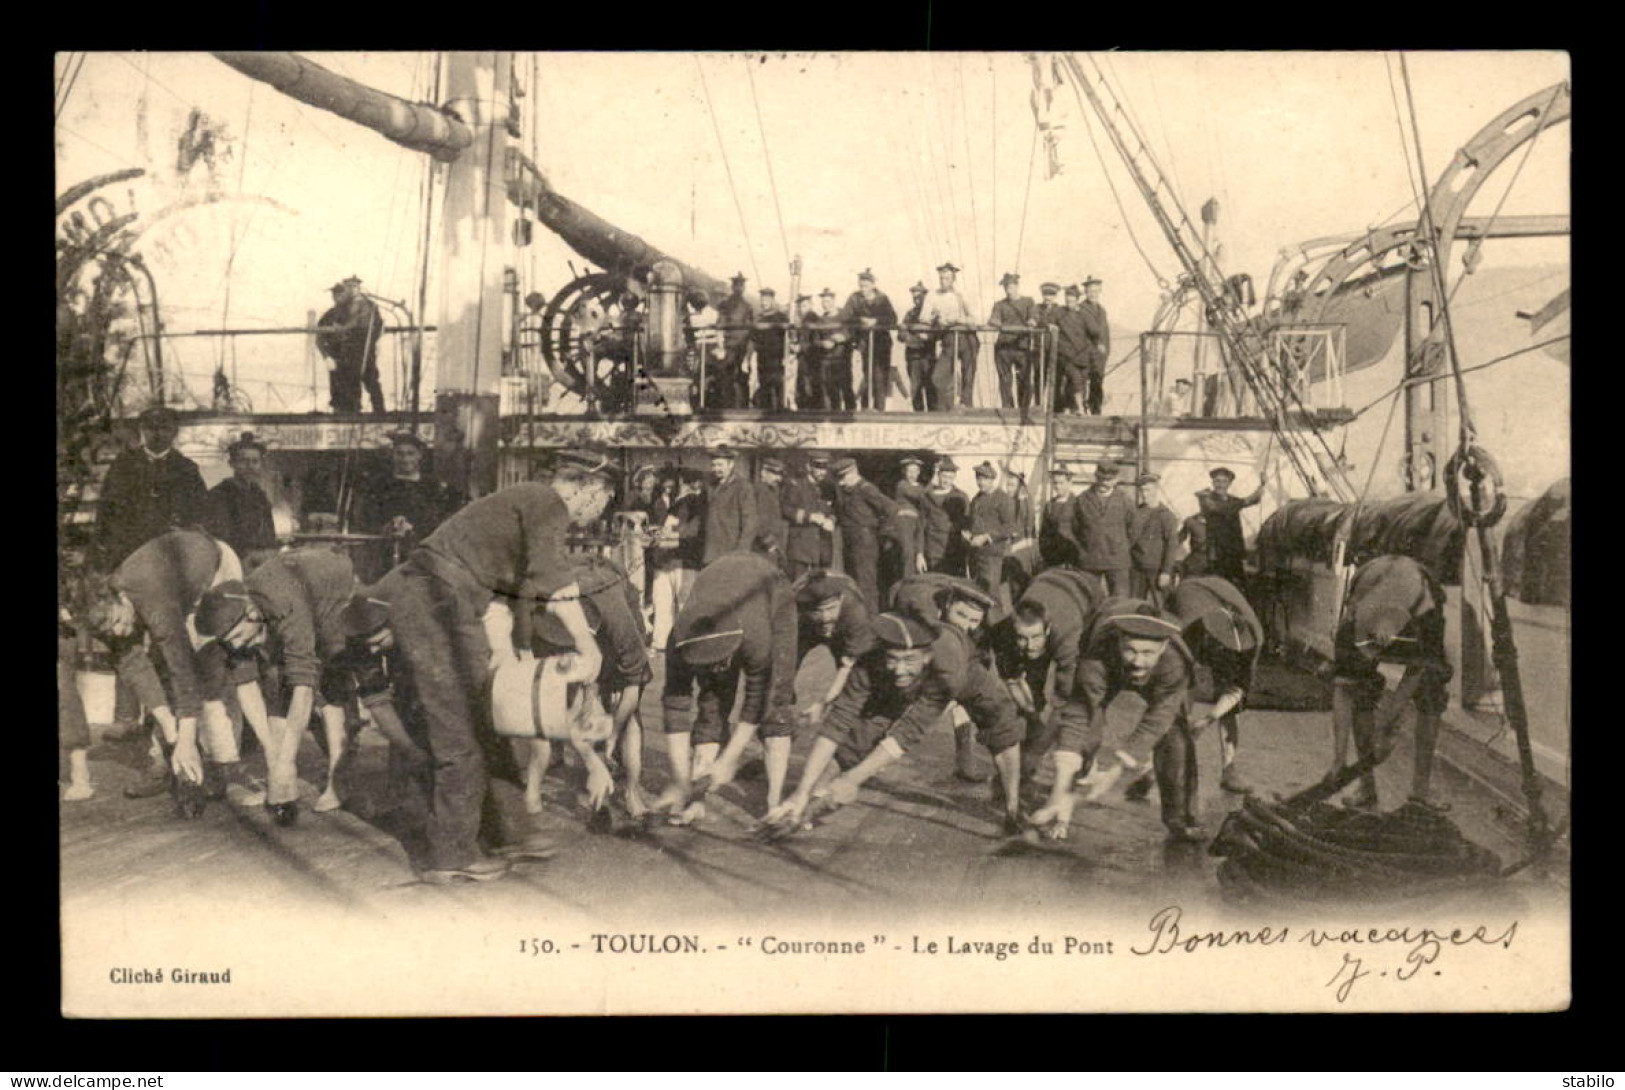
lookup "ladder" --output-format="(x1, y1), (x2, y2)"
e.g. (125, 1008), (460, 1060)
(1056, 53), (1357, 503)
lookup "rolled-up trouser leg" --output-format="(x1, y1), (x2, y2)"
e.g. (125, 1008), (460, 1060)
(59, 638), (91, 752)
(1153, 721), (1198, 829)
(389, 563), (492, 870)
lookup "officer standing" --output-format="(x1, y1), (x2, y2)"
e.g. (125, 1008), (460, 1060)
(379, 458), (612, 883)
(966, 462), (1020, 613)
(203, 431), (280, 572)
(989, 272), (1037, 412)
(658, 551), (800, 819)
(832, 456), (899, 610)
(1054, 285), (1090, 413)
(1031, 601), (1203, 842)
(816, 288), (856, 411)
(751, 288), (790, 410)
(316, 276), (387, 414)
(702, 447), (759, 565)
(1196, 465), (1267, 588)
(782, 453), (836, 579)
(796, 294), (826, 410)
(1033, 283), (1066, 409)
(923, 262), (979, 409)
(899, 282), (936, 411)
(715, 273), (755, 409)
(1070, 462), (1137, 596)
(1129, 471), (1183, 606)
(924, 456), (970, 576)
(1038, 462), (1081, 568)
(91, 405), (208, 575)
(754, 456), (789, 563)
(1327, 555), (1453, 812)
(840, 270), (898, 410)
(1078, 275), (1111, 415)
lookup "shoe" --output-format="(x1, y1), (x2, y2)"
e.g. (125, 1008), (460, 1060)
(1165, 822), (1206, 843)
(202, 763), (229, 801)
(1346, 791), (1380, 812)
(1123, 775), (1153, 803)
(419, 856), (512, 884)
(266, 801), (299, 827)
(1220, 767), (1253, 795)
(124, 765), (171, 800)
(494, 835), (561, 862)
(101, 720), (143, 743)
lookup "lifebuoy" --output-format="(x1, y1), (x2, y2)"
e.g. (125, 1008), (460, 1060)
(1443, 444), (1508, 528)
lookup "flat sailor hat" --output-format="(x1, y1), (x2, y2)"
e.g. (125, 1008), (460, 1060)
(872, 611), (939, 649)
(675, 616), (745, 666)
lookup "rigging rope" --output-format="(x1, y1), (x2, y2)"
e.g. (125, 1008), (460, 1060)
(56, 52), (87, 121)
(694, 56), (762, 290)
(743, 57), (793, 275)
(923, 61), (968, 279)
(955, 56), (987, 296)
(1349, 335), (1571, 420)
(1070, 65), (1168, 288)
(1013, 123), (1038, 270)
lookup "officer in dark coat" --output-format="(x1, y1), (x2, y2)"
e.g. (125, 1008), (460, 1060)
(766, 610), (1025, 835)
(379, 455), (616, 884)
(659, 551), (799, 818)
(924, 456), (970, 576)
(782, 453), (836, 579)
(989, 273), (1037, 411)
(1070, 462), (1137, 596)
(1038, 461), (1080, 568)
(966, 462), (1020, 611)
(1031, 600), (1202, 842)
(751, 288), (790, 411)
(1054, 285), (1090, 413)
(753, 456), (789, 563)
(317, 277), (387, 414)
(91, 406), (208, 574)
(203, 431), (279, 571)
(1078, 275), (1111, 415)
(1033, 283), (1066, 410)
(702, 447), (759, 566)
(1129, 471), (1183, 606)
(795, 294), (826, 410)
(354, 431), (457, 581)
(832, 456), (899, 610)
(899, 282), (936, 411)
(840, 269), (899, 410)
(715, 273), (755, 409)
(1195, 466), (1266, 589)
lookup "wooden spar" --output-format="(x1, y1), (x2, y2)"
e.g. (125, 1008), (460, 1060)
(433, 51), (511, 501)
(507, 150), (732, 304)
(212, 53), (474, 161)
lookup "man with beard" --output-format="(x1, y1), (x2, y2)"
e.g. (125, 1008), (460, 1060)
(702, 447), (759, 565)
(764, 610), (1024, 835)
(1129, 471), (1183, 607)
(1029, 601), (1203, 843)
(377, 454), (613, 883)
(782, 453), (837, 579)
(203, 431), (280, 572)
(1071, 461), (1137, 596)
(832, 457), (899, 610)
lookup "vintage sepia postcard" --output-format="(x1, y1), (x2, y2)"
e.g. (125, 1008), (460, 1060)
(56, 50), (1570, 1016)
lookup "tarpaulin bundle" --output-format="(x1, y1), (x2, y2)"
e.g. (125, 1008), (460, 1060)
(1210, 796), (1502, 903)
(1256, 493), (1465, 584)
(1500, 478), (1569, 608)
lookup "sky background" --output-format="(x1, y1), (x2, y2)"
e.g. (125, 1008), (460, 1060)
(55, 50), (1569, 493)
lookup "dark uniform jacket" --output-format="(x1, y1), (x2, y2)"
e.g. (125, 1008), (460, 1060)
(664, 552), (798, 730)
(704, 473), (760, 565)
(1054, 598), (1196, 765)
(111, 530), (238, 720)
(356, 474), (456, 540)
(995, 568), (1106, 702)
(989, 297), (1036, 347)
(1039, 494), (1080, 568)
(244, 547), (358, 694)
(835, 478), (899, 542)
(893, 479), (928, 567)
(1055, 307), (1092, 364)
(542, 555), (652, 690)
(922, 485), (967, 566)
(754, 479), (788, 554)
(416, 481), (577, 614)
(1196, 489), (1257, 571)
(782, 474), (834, 567)
(1166, 576), (1263, 703)
(899, 301), (934, 359)
(1071, 487), (1137, 573)
(1078, 300), (1110, 366)
(92, 445), (208, 572)
(796, 571), (876, 665)
(967, 489), (1020, 561)
(319, 297), (385, 369)
(752, 308), (789, 364)
(1130, 503), (1183, 576)
(715, 296), (754, 350)
(203, 476), (277, 564)
(840, 292), (898, 354)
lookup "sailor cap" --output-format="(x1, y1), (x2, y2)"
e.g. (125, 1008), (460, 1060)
(872, 611), (938, 650)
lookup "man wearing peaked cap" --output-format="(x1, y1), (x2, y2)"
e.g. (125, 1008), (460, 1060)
(659, 551), (799, 820)
(832, 456), (899, 611)
(813, 288), (858, 411)
(765, 606), (1026, 835)
(703, 446), (758, 565)
(1071, 459), (1137, 596)
(1053, 284), (1090, 413)
(885, 455), (929, 601)
(316, 273), (386, 414)
(923, 455), (969, 576)
(752, 285), (791, 410)
(925, 261), (978, 409)
(1039, 461), (1081, 569)
(753, 455), (789, 562)
(1129, 470), (1182, 608)
(900, 281), (937, 410)
(966, 460), (1020, 616)
(1327, 555), (1452, 812)
(887, 569), (1000, 783)
(717, 272), (754, 408)
(91, 402), (207, 575)
(1031, 597), (1204, 843)
(990, 272), (1037, 412)
(1196, 464), (1267, 589)
(782, 452), (836, 579)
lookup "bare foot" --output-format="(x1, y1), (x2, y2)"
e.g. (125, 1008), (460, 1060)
(313, 790), (343, 813)
(1029, 793), (1077, 841)
(668, 800), (706, 826)
(623, 784), (650, 820)
(524, 788), (545, 815)
(63, 782), (95, 802)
